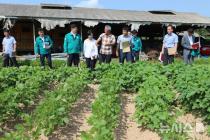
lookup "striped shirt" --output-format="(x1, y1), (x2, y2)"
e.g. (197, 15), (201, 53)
(98, 33), (116, 55)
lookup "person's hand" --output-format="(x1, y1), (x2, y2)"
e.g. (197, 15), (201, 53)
(189, 46), (194, 50)
(13, 50), (16, 52)
(36, 54), (40, 58)
(104, 42), (111, 46)
(65, 54), (68, 57)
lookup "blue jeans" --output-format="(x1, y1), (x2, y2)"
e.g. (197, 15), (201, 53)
(119, 49), (132, 64)
(132, 50), (140, 62)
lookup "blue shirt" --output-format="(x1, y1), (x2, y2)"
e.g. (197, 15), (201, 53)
(163, 33), (178, 48)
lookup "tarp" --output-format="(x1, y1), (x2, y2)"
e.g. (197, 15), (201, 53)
(84, 20), (99, 27)
(2, 18), (16, 29)
(37, 19), (71, 30)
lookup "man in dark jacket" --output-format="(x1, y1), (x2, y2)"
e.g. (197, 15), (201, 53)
(181, 28), (197, 65)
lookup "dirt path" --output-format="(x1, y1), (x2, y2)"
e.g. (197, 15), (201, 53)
(115, 93), (160, 140)
(178, 113), (210, 140)
(49, 84), (99, 140)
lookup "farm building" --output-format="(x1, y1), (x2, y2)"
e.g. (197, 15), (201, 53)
(0, 3), (210, 55)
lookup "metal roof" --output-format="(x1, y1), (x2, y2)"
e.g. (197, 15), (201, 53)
(0, 3), (210, 26)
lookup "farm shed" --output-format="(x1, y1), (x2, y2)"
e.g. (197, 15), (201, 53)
(0, 3), (210, 54)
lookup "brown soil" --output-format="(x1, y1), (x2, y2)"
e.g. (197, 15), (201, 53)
(49, 84), (99, 140)
(178, 113), (210, 140)
(115, 93), (160, 140)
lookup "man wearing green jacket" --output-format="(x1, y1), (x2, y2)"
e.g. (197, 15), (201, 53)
(64, 24), (83, 67)
(34, 28), (53, 68)
(131, 30), (142, 62)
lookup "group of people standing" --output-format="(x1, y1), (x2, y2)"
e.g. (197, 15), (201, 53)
(1, 24), (199, 69)
(34, 24), (142, 70)
(161, 25), (199, 65)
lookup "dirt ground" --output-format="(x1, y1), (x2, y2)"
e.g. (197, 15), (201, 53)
(115, 93), (161, 140)
(178, 113), (210, 140)
(49, 84), (99, 140)
(47, 88), (210, 140)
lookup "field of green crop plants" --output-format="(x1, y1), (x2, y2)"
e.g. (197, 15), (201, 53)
(0, 58), (210, 140)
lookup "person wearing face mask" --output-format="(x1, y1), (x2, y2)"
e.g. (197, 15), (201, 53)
(161, 25), (178, 65)
(83, 31), (98, 71)
(34, 28), (53, 68)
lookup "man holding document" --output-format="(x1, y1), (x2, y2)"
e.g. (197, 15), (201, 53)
(181, 28), (199, 65)
(117, 26), (132, 64)
(161, 25), (178, 65)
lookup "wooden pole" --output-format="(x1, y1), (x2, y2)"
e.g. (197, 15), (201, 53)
(32, 19), (36, 46)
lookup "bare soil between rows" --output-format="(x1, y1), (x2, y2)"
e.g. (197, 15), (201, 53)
(49, 84), (99, 140)
(115, 93), (160, 140)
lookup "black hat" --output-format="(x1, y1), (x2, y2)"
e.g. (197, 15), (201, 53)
(132, 30), (138, 34)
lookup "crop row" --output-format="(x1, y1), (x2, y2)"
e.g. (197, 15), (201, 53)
(1, 68), (89, 140)
(82, 66), (121, 140)
(0, 67), (56, 124)
(135, 74), (186, 139)
(171, 65), (210, 135)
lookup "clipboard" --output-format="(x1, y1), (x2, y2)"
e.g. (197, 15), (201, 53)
(122, 41), (131, 53)
(168, 47), (177, 55)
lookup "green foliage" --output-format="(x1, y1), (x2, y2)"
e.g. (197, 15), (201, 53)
(171, 64), (210, 127)
(195, 28), (210, 40)
(134, 73), (186, 139)
(1, 59), (210, 140)
(82, 66), (121, 140)
(0, 66), (55, 123)
(2, 68), (89, 140)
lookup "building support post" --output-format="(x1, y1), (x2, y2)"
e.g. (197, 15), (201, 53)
(80, 21), (83, 60)
(162, 24), (166, 37)
(80, 21), (83, 40)
(32, 19), (36, 47)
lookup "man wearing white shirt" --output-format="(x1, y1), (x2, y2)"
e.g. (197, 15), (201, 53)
(83, 31), (98, 71)
(2, 29), (18, 67)
(161, 25), (178, 65)
(117, 26), (132, 64)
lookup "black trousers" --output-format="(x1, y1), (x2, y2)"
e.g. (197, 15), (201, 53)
(132, 50), (140, 62)
(163, 48), (174, 65)
(99, 54), (112, 64)
(86, 58), (97, 71)
(40, 54), (52, 68)
(67, 53), (80, 67)
(3, 54), (19, 67)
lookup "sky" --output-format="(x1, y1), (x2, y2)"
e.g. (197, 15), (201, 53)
(0, 0), (209, 17)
